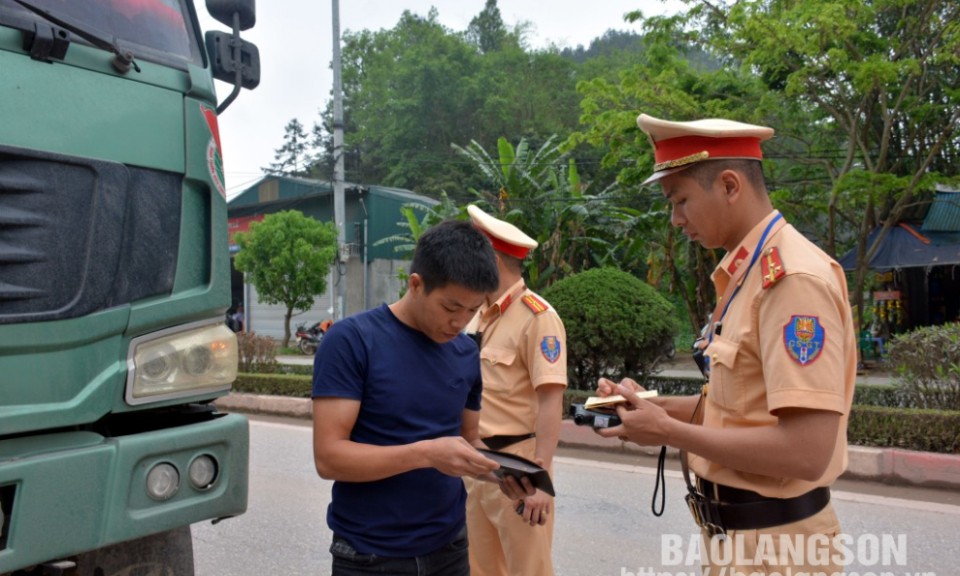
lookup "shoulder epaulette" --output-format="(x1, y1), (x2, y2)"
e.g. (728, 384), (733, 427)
(521, 294), (549, 314)
(760, 247), (786, 290)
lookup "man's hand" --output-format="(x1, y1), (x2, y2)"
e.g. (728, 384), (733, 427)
(596, 376), (645, 397)
(596, 383), (672, 446)
(424, 436), (499, 478)
(516, 489), (552, 526)
(496, 474), (536, 499)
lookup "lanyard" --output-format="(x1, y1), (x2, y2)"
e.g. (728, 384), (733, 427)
(707, 213), (784, 349)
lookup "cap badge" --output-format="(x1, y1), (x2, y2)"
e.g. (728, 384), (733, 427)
(783, 315), (825, 366)
(653, 150), (710, 172)
(540, 336), (561, 363)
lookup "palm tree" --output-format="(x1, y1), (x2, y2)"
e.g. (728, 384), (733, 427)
(453, 136), (623, 290)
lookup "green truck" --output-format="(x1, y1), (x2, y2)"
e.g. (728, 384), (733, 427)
(0, 1), (260, 573)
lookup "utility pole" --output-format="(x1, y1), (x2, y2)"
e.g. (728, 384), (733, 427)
(331, 0), (346, 320)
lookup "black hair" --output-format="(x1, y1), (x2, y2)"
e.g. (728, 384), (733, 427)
(684, 159), (767, 192)
(410, 219), (499, 294)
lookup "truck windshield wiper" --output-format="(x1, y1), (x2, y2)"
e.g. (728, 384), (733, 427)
(12, 0), (140, 73)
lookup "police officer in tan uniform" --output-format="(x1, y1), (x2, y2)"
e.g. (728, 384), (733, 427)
(464, 205), (567, 576)
(597, 115), (857, 574)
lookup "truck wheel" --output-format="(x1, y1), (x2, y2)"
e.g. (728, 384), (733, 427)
(72, 526), (194, 576)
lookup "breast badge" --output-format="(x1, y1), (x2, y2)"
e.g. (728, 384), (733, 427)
(540, 336), (561, 363)
(783, 315), (825, 366)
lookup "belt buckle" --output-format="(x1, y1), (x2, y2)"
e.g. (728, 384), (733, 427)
(685, 492), (726, 539)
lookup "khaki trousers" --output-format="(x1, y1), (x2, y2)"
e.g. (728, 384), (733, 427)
(465, 441), (554, 576)
(700, 502), (843, 575)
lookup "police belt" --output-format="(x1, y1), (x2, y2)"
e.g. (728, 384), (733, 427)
(482, 433), (535, 451)
(681, 444), (829, 536)
(687, 477), (830, 535)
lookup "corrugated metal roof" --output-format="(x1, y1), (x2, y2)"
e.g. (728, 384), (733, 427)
(922, 188), (960, 232)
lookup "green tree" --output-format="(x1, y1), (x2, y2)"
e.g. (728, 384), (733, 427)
(568, 16), (773, 332)
(334, 10), (484, 194)
(264, 118), (311, 176)
(319, 7), (592, 197)
(685, 0), (960, 329)
(466, 0), (507, 54)
(233, 211), (338, 348)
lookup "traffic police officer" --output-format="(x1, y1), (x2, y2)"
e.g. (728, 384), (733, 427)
(464, 205), (567, 576)
(597, 114), (857, 574)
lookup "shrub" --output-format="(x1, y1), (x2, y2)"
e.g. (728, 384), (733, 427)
(237, 331), (279, 374)
(885, 323), (960, 410)
(542, 267), (679, 390)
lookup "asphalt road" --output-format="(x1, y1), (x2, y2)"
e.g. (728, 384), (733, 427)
(193, 416), (957, 576)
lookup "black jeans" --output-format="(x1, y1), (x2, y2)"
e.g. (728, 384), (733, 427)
(330, 527), (469, 576)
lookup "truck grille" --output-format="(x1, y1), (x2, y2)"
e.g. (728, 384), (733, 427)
(0, 145), (181, 324)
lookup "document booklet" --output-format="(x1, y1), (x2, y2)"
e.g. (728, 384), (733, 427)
(583, 389), (658, 410)
(477, 449), (556, 497)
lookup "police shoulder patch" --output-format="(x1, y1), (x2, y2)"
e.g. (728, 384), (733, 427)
(761, 247), (786, 289)
(783, 315), (825, 366)
(522, 294), (548, 314)
(540, 336), (561, 363)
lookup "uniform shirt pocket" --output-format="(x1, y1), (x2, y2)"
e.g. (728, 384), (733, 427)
(479, 346), (517, 391)
(705, 337), (741, 412)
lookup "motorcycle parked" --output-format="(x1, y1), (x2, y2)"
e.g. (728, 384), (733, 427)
(295, 319), (332, 355)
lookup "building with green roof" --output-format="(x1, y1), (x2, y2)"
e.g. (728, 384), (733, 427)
(227, 175), (438, 339)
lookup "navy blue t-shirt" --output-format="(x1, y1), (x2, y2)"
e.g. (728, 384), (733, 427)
(312, 304), (483, 557)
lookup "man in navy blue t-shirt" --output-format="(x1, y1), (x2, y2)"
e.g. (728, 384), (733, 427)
(313, 220), (509, 576)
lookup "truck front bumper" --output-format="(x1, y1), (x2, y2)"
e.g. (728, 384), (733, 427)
(0, 413), (248, 573)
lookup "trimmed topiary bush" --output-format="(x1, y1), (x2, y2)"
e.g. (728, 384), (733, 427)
(542, 267), (679, 390)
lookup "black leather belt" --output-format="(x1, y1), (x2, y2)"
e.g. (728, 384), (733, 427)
(690, 478), (831, 533)
(482, 433), (535, 451)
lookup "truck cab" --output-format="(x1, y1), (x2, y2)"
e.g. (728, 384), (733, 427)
(0, 0), (259, 573)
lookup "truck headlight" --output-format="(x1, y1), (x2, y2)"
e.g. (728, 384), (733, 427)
(126, 320), (238, 405)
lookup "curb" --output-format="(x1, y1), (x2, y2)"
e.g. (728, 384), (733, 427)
(215, 393), (960, 490)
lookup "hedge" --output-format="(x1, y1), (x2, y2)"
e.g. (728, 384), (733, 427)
(232, 373), (960, 454)
(233, 373), (312, 398)
(848, 406), (960, 453)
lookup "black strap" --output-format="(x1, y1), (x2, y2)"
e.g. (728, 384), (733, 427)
(651, 445), (667, 516)
(680, 387), (707, 497)
(699, 482), (831, 531)
(653, 382), (707, 518)
(482, 433), (535, 451)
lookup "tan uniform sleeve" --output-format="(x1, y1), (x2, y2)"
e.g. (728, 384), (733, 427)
(522, 310), (568, 389)
(758, 272), (848, 415)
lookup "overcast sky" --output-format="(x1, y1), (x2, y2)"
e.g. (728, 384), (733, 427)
(196, 1), (682, 198)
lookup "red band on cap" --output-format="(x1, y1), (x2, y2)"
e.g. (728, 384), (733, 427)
(479, 230), (530, 259)
(654, 135), (764, 166)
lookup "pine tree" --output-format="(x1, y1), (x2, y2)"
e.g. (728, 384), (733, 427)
(466, 0), (507, 54)
(263, 118), (309, 176)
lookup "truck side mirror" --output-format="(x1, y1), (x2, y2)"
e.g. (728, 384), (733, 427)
(204, 0), (259, 113)
(206, 32), (260, 90)
(206, 0), (256, 31)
